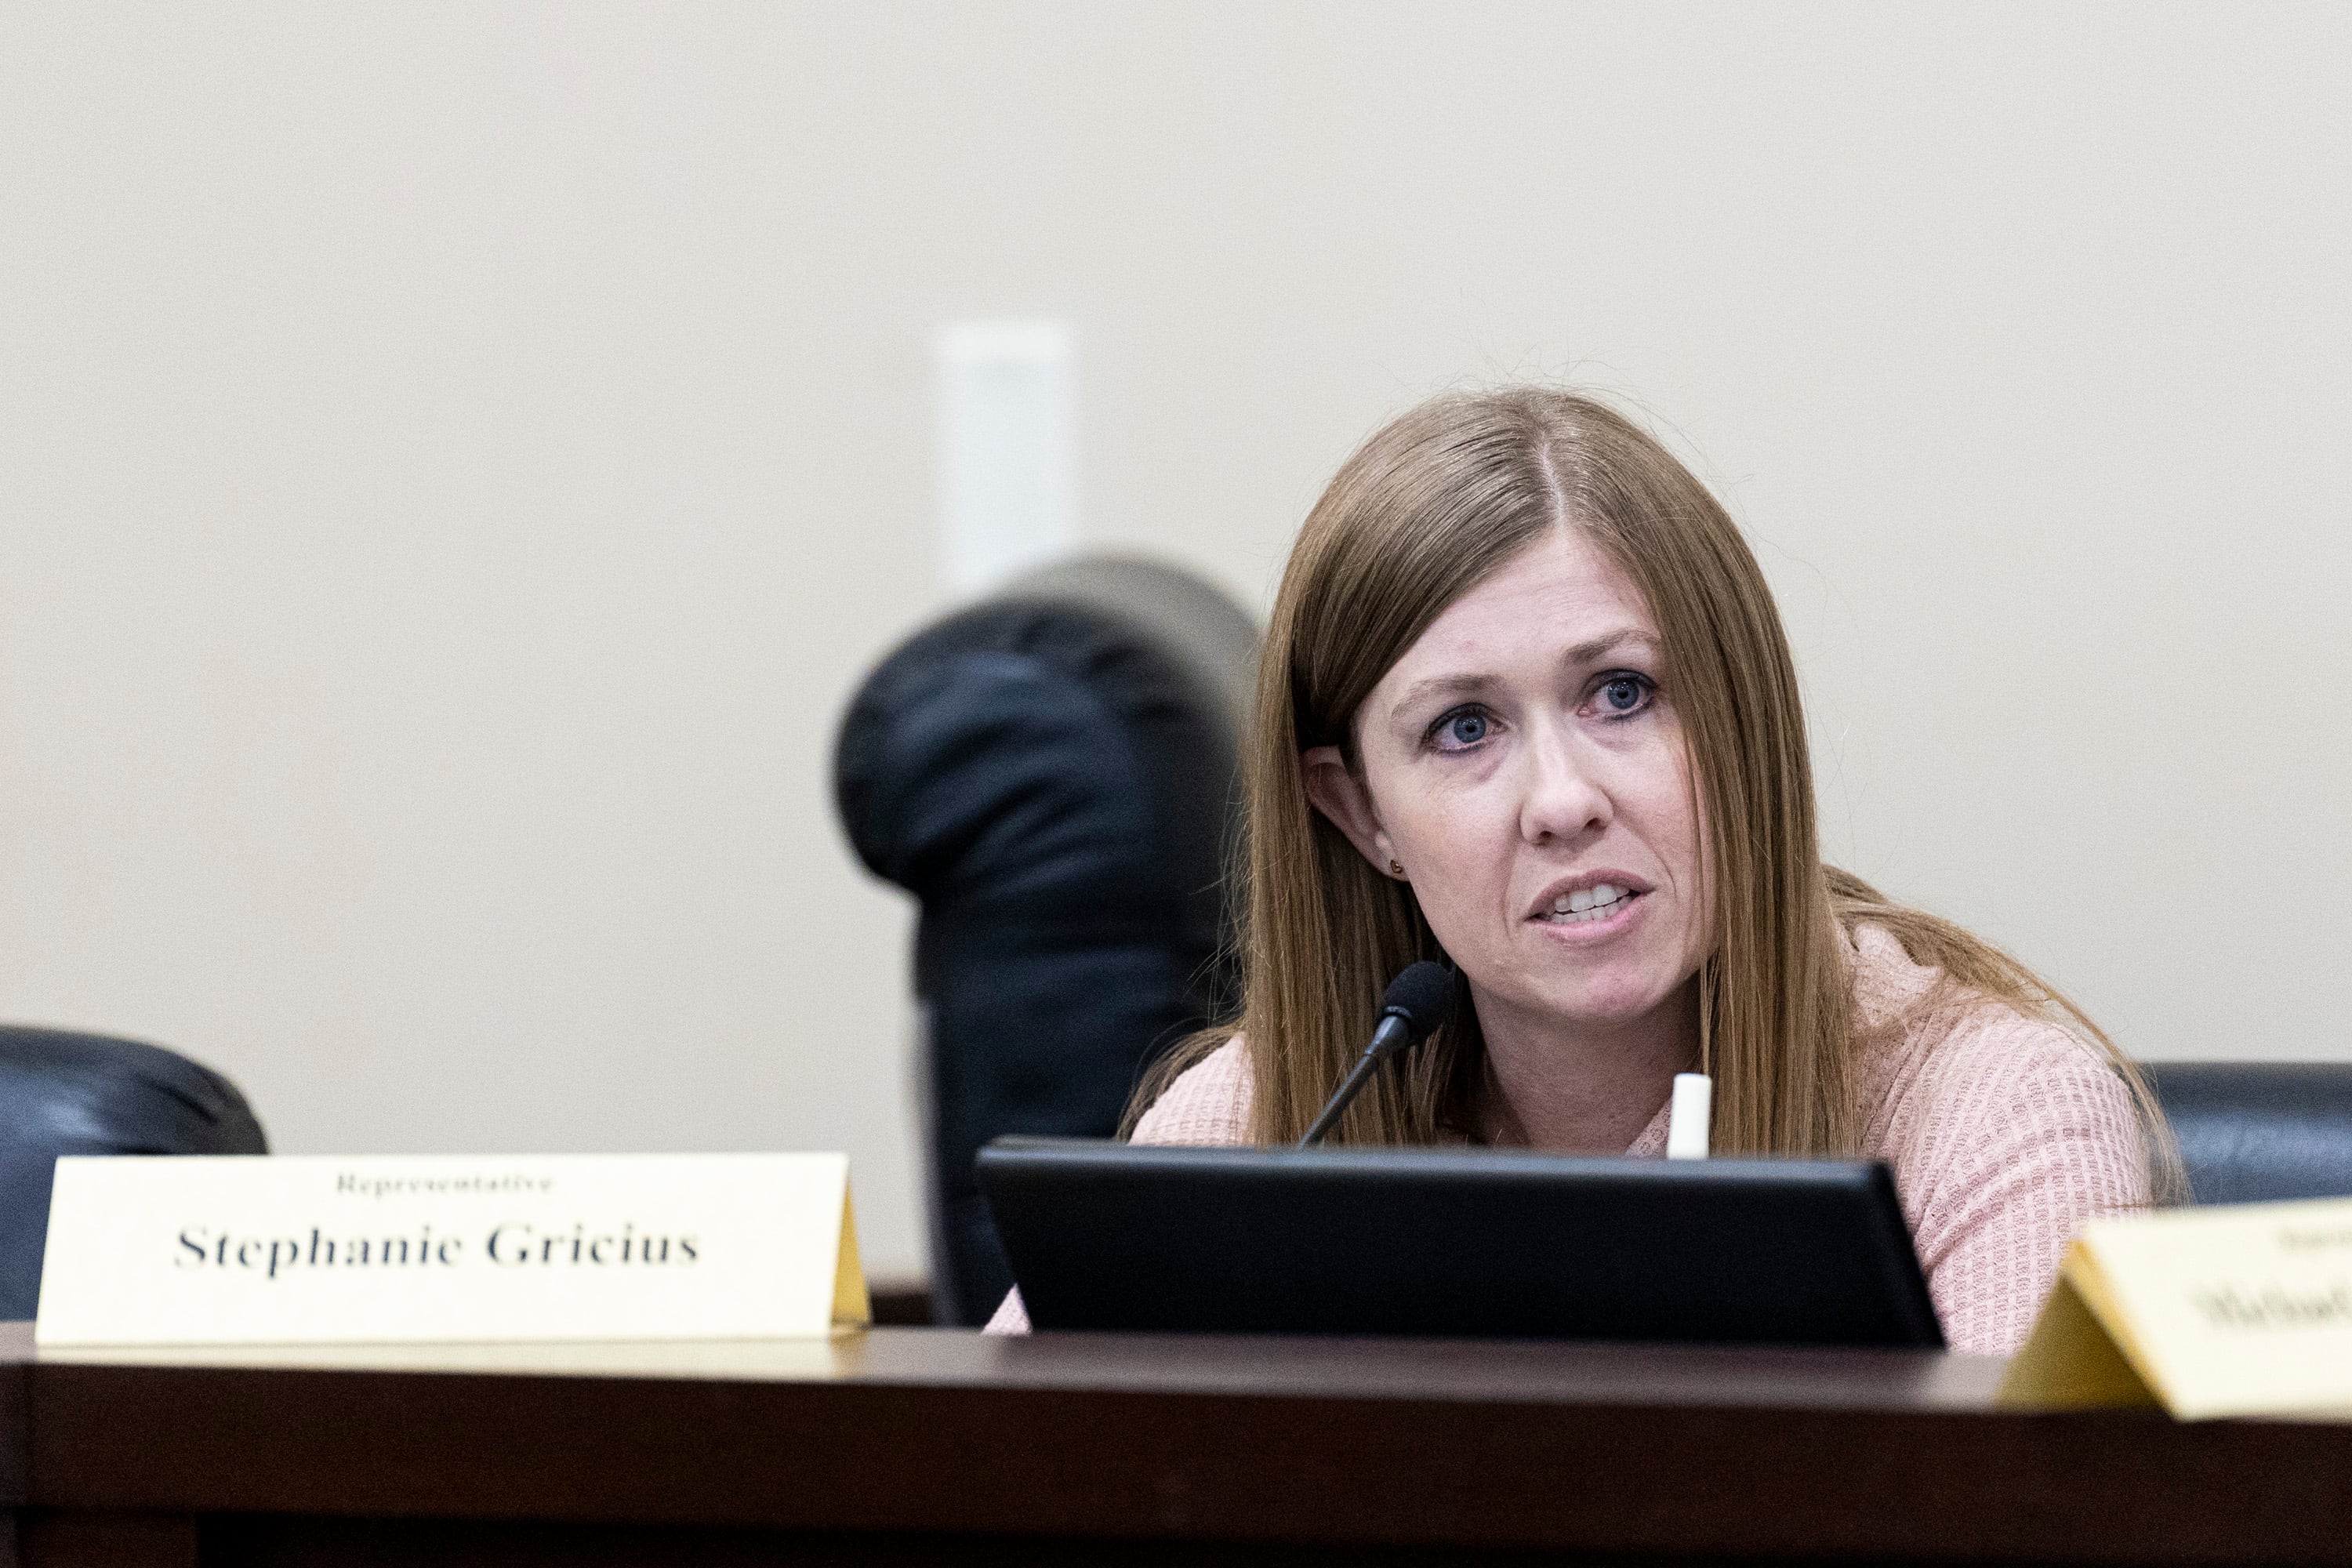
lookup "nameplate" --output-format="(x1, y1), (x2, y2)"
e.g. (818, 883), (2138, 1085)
(34, 1152), (868, 1347)
(1998, 1197), (2352, 1420)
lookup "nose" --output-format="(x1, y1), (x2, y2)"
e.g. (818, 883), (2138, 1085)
(1518, 720), (1612, 849)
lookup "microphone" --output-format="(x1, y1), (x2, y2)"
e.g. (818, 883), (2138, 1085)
(1298, 960), (1458, 1146)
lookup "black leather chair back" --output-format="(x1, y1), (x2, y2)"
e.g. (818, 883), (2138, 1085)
(836, 556), (1258, 1325)
(0, 1026), (268, 1319)
(2147, 1062), (2352, 1206)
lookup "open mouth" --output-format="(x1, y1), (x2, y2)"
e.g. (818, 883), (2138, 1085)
(1537, 884), (1642, 925)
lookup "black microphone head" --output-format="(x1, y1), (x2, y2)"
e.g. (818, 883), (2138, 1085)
(1378, 960), (1457, 1044)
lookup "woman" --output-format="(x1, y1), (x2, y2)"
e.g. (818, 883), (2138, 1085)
(988, 387), (2172, 1353)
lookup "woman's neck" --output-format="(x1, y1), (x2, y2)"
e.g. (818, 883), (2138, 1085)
(1472, 977), (1700, 1153)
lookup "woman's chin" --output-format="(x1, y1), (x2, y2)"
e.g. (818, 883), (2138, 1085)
(1515, 960), (1690, 1031)
(1465, 978), (1681, 1035)
(1558, 993), (1680, 1030)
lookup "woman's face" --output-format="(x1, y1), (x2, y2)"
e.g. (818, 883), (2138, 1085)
(1303, 529), (1711, 1042)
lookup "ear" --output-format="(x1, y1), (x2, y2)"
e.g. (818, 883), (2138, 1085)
(1301, 745), (1399, 877)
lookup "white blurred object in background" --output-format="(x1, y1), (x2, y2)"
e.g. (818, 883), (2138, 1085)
(935, 321), (1078, 597)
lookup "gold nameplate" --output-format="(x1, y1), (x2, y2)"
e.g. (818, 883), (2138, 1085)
(34, 1152), (869, 1347)
(1999, 1197), (2352, 1420)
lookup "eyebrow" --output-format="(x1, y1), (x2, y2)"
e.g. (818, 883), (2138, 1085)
(1389, 630), (1658, 711)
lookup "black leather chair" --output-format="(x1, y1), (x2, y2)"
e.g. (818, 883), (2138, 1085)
(0, 1025), (268, 1319)
(2146, 1063), (2352, 1206)
(835, 556), (1258, 1326)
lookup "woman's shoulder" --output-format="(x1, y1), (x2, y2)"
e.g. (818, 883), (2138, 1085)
(1850, 924), (2111, 1073)
(1130, 1036), (1254, 1146)
(1843, 921), (2150, 1354)
(1847, 923), (2141, 1146)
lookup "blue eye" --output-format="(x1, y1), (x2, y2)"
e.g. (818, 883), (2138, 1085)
(1427, 706), (1493, 751)
(1596, 673), (1653, 716)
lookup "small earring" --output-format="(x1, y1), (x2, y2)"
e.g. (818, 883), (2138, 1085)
(1388, 859), (1406, 878)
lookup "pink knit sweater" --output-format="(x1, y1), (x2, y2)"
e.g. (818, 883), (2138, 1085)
(985, 924), (2151, 1355)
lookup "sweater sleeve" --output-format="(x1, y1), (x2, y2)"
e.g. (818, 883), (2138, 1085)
(980, 1040), (1256, 1335)
(1899, 1015), (2151, 1356)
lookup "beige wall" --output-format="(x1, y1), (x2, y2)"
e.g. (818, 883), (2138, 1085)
(1, 2), (2346, 1274)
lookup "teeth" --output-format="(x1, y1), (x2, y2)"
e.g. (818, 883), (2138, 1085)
(1545, 884), (1632, 924)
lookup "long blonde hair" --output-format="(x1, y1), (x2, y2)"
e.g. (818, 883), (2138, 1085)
(1135, 387), (2177, 1196)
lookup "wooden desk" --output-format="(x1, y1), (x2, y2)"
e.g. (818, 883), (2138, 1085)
(0, 1322), (2345, 1566)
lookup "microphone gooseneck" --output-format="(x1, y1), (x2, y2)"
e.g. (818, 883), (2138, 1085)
(1298, 960), (1458, 1147)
